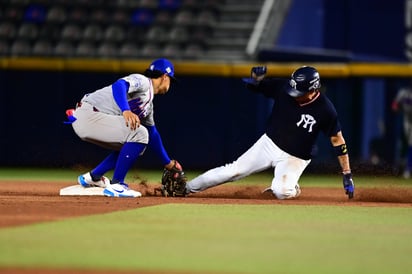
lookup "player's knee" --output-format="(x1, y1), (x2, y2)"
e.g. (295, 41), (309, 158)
(128, 126), (149, 144)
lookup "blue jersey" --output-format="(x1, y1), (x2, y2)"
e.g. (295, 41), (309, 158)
(247, 78), (341, 160)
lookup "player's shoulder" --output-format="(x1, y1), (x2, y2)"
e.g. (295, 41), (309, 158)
(122, 73), (150, 89)
(122, 73), (146, 81)
(318, 92), (338, 111)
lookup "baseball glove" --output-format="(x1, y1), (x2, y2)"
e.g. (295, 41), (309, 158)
(161, 160), (187, 197)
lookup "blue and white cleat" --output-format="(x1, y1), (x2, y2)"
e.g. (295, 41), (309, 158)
(103, 183), (142, 198)
(78, 172), (111, 188)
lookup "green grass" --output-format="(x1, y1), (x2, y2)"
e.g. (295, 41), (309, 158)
(0, 204), (411, 274)
(0, 168), (411, 273)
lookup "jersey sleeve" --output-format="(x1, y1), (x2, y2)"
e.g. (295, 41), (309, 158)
(247, 78), (288, 98)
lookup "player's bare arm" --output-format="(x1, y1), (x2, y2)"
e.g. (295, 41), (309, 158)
(330, 131), (354, 199)
(330, 131), (351, 173)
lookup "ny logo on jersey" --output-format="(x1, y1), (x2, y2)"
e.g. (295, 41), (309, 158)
(296, 114), (316, 132)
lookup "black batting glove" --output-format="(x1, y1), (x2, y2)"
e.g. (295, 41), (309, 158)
(242, 66), (267, 85)
(342, 173), (355, 199)
(251, 66), (267, 80)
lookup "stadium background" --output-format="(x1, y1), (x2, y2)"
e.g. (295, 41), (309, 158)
(0, 0), (409, 174)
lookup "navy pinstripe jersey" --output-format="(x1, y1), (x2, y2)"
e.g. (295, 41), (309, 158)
(247, 78), (341, 160)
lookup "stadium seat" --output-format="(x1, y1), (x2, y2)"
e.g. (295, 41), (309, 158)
(125, 25), (147, 43)
(154, 10), (172, 26)
(118, 42), (139, 58)
(191, 26), (210, 44)
(3, 6), (23, 22)
(140, 42), (161, 58)
(162, 44), (182, 58)
(32, 40), (53, 56)
(104, 25), (125, 43)
(0, 41), (9, 56)
(97, 42), (118, 58)
(158, 0), (181, 11)
(75, 41), (96, 57)
(90, 9), (109, 25)
(183, 43), (206, 59)
(54, 40), (75, 56)
(16, 22), (38, 41)
(130, 9), (154, 27)
(168, 26), (189, 43)
(61, 23), (82, 42)
(138, 0), (158, 9)
(174, 9), (194, 26)
(112, 9), (130, 25)
(67, 7), (88, 25)
(46, 6), (67, 24)
(196, 9), (218, 27)
(23, 4), (46, 23)
(0, 22), (17, 41)
(10, 39), (31, 56)
(145, 25), (168, 43)
(83, 24), (104, 42)
(38, 23), (61, 42)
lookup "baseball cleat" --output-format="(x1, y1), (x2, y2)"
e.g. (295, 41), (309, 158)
(103, 183), (142, 198)
(78, 172), (111, 188)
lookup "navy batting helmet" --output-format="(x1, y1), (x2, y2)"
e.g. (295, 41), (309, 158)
(286, 66), (321, 97)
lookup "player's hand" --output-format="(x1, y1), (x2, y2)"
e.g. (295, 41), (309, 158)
(242, 66), (267, 85)
(123, 110), (140, 130)
(342, 173), (354, 199)
(251, 66), (267, 81)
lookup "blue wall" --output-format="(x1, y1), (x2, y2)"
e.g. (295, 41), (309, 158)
(276, 0), (406, 61)
(0, 70), (369, 171)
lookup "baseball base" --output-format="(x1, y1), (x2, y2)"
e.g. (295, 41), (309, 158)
(59, 185), (104, 196)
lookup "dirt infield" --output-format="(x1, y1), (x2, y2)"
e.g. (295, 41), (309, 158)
(1, 180), (411, 228)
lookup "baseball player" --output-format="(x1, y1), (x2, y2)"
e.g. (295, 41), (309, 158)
(180, 66), (354, 199)
(68, 58), (184, 197)
(392, 81), (412, 178)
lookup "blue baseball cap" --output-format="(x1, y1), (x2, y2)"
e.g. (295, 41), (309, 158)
(148, 58), (177, 82)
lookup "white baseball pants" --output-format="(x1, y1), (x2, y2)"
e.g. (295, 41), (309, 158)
(186, 134), (311, 199)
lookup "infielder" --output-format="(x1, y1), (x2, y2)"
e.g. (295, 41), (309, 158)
(171, 66), (354, 199)
(392, 82), (412, 178)
(68, 58), (185, 197)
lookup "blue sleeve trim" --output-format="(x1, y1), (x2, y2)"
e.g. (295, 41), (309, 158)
(147, 125), (171, 166)
(112, 79), (130, 112)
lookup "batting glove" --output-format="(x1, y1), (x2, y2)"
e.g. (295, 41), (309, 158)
(251, 66), (267, 80)
(242, 66), (267, 85)
(342, 173), (355, 199)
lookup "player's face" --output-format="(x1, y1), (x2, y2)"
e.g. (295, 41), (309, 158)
(157, 74), (171, 94)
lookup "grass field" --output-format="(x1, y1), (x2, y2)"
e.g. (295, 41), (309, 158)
(0, 168), (411, 274)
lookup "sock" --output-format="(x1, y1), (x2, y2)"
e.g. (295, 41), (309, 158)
(90, 152), (119, 181)
(112, 142), (146, 184)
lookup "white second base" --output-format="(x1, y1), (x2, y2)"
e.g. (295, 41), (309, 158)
(60, 185), (104, 196)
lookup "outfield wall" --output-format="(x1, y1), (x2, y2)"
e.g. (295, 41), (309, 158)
(0, 59), (408, 172)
